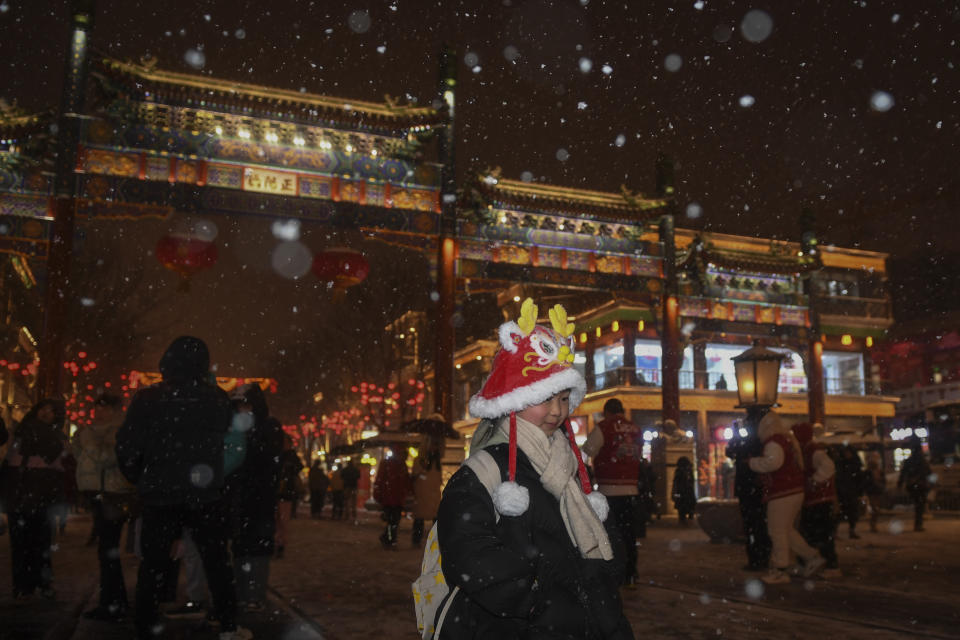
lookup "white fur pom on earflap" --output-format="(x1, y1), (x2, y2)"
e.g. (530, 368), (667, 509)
(587, 491), (609, 522)
(493, 481), (530, 517)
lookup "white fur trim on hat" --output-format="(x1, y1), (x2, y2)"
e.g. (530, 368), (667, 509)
(498, 321), (522, 353)
(587, 491), (609, 522)
(468, 367), (587, 419)
(493, 481), (529, 517)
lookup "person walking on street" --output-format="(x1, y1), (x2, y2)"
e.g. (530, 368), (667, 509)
(411, 437), (442, 547)
(116, 336), (251, 640)
(835, 445), (865, 539)
(583, 398), (643, 587)
(635, 458), (656, 537)
(748, 411), (826, 584)
(275, 435), (304, 559)
(672, 456), (697, 526)
(2, 399), (67, 600)
(328, 466), (345, 520)
(340, 458), (361, 523)
(308, 460), (329, 519)
(373, 443), (410, 549)
(792, 423), (841, 578)
(226, 384), (282, 611)
(434, 298), (632, 638)
(864, 451), (886, 532)
(726, 425), (771, 572)
(75, 394), (138, 621)
(898, 435), (932, 532)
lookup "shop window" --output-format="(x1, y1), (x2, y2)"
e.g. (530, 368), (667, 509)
(823, 351), (865, 395)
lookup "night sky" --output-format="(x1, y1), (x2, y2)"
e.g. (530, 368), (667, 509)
(2, 0), (958, 413)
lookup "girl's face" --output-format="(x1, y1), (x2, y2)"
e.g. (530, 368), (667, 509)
(518, 390), (571, 437)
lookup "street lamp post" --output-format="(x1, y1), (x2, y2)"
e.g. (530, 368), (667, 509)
(732, 341), (787, 434)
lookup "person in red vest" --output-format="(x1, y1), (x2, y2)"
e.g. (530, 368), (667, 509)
(791, 423), (842, 579)
(583, 398), (643, 587)
(748, 412), (826, 584)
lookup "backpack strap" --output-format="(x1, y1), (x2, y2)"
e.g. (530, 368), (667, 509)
(463, 449), (503, 503)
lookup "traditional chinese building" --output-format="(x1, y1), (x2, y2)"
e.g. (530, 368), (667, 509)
(444, 174), (897, 506)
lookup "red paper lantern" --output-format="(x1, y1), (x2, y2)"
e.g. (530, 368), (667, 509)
(311, 248), (370, 294)
(156, 235), (218, 289)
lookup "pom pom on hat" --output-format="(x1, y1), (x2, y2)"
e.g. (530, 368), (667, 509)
(587, 491), (609, 522)
(493, 481), (529, 517)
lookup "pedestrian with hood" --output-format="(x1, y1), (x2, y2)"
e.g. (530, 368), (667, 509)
(672, 456), (697, 526)
(308, 459), (329, 519)
(374, 442), (411, 549)
(835, 444), (865, 539)
(791, 423), (841, 578)
(275, 434), (304, 559)
(898, 435), (931, 532)
(433, 299), (633, 639)
(116, 336), (250, 640)
(227, 383), (282, 609)
(864, 451), (886, 532)
(2, 398), (67, 600)
(725, 424), (771, 572)
(582, 397), (643, 587)
(341, 458), (361, 523)
(74, 393), (138, 620)
(748, 412), (826, 584)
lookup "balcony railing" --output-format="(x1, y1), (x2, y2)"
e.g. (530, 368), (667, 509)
(590, 368), (882, 396)
(816, 295), (892, 319)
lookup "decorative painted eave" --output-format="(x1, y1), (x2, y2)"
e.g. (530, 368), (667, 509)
(680, 240), (820, 276)
(93, 57), (444, 133)
(474, 176), (670, 223)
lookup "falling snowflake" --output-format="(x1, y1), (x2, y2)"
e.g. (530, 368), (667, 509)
(870, 91), (894, 112)
(740, 9), (774, 43)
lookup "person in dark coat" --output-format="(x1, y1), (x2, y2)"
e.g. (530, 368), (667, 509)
(308, 460), (329, 519)
(672, 457), (697, 525)
(374, 443), (411, 548)
(274, 434), (304, 559)
(2, 399), (66, 599)
(725, 423), (771, 571)
(115, 336), (248, 640)
(898, 436), (932, 532)
(340, 459), (361, 523)
(835, 445), (864, 539)
(227, 383), (283, 609)
(434, 298), (632, 639)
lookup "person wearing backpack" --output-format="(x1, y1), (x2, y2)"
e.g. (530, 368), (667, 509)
(430, 298), (633, 639)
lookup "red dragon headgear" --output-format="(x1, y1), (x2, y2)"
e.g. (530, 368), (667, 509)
(469, 298), (587, 419)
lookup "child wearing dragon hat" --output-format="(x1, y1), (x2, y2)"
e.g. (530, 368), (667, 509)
(433, 299), (634, 639)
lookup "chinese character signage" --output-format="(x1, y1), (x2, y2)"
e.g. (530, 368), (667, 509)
(242, 167), (298, 196)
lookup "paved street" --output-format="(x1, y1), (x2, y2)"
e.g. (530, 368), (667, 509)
(1, 507), (957, 639)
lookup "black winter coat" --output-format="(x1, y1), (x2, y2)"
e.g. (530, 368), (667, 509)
(2, 411), (66, 512)
(436, 443), (634, 640)
(726, 434), (764, 502)
(225, 384), (283, 557)
(116, 337), (232, 507)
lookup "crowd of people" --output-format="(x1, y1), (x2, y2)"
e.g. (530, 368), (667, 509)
(0, 336), (296, 640)
(0, 316), (940, 640)
(725, 412), (932, 585)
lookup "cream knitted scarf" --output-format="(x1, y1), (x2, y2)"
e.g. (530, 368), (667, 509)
(494, 415), (614, 561)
